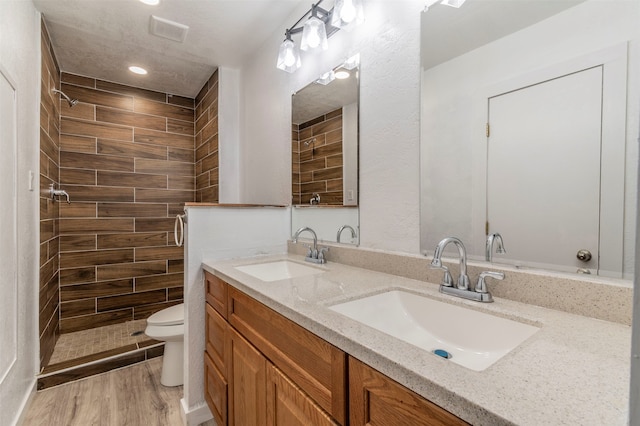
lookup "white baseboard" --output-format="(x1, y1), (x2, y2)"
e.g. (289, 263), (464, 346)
(14, 378), (37, 426)
(180, 397), (213, 426)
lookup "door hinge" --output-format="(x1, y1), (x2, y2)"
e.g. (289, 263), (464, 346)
(486, 123), (490, 137)
(485, 221), (489, 235)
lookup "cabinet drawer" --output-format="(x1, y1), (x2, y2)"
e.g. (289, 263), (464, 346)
(206, 303), (227, 376)
(205, 351), (228, 426)
(349, 357), (469, 426)
(228, 286), (346, 425)
(205, 271), (227, 318)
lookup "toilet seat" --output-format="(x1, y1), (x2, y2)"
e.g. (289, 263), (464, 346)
(145, 323), (184, 341)
(147, 303), (184, 326)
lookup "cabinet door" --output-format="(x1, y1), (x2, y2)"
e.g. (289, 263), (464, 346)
(266, 364), (339, 426)
(228, 327), (267, 426)
(206, 303), (227, 375)
(205, 351), (228, 426)
(349, 357), (468, 426)
(205, 271), (228, 318)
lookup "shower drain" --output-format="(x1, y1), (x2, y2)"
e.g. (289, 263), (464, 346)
(130, 330), (145, 336)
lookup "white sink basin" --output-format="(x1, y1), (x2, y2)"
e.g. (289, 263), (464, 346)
(329, 290), (539, 371)
(235, 260), (324, 282)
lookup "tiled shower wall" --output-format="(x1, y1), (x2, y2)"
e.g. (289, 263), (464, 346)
(56, 73), (195, 333)
(292, 108), (343, 205)
(195, 70), (219, 202)
(39, 20), (61, 367)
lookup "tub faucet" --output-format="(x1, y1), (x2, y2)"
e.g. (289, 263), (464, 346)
(486, 233), (506, 262)
(336, 225), (357, 243)
(49, 184), (70, 203)
(430, 237), (470, 290)
(293, 226), (328, 264)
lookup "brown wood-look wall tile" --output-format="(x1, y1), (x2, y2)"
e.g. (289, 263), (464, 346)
(61, 84), (133, 111)
(135, 158), (194, 176)
(97, 139), (167, 160)
(168, 286), (183, 301)
(41, 128), (58, 162)
(96, 261), (166, 281)
(135, 218), (174, 232)
(60, 299), (96, 318)
(59, 218), (134, 234)
(301, 181), (327, 193)
(96, 80), (166, 103)
(326, 154), (343, 168)
(97, 171), (167, 189)
(60, 279), (133, 302)
(60, 267), (96, 286)
(313, 167), (343, 181)
(195, 172), (209, 189)
(168, 147), (194, 163)
(325, 129), (342, 145)
(168, 95), (194, 108)
(59, 134), (96, 154)
(61, 102), (95, 121)
(168, 175), (194, 190)
(59, 202), (97, 218)
(61, 185), (135, 202)
(60, 309), (133, 333)
(201, 152), (218, 172)
(168, 259), (183, 273)
(135, 273), (183, 291)
(134, 98), (194, 122)
(135, 188), (194, 203)
(62, 118), (133, 142)
(60, 151), (134, 172)
(326, 179), (344, 192)
(97, 202), (167, 218)
(133, 127), (193, 149)
(167, 204), (184, 215)
(61, 73), (95, 88)
(97, 289), (166, 312)
(97, 232), (167, 249)
(134, 301), (181, 320)
(96, 107), (167, 132)
(135, 246), (183, 262)
(60, 168), (96, 185)
(60, 249), (134, 269)
(60, 235), (97, 252)
(167, 118), (194, 135)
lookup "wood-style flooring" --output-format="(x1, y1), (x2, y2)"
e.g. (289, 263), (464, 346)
(23, 358), (215, 426)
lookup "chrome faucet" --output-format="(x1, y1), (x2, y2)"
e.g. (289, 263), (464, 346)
(336, 225), (357, 243)
(292, 226), (328, 264)
(430, 236), (504, 303)
(430, 237), (470, 290)
(486, 233), (506, 262)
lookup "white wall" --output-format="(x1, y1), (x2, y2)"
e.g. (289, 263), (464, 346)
(218, 67), (242, 204)
(0, 2), (41, 425)
(343, 102), (358, 206)
(237, 0), (423, 254)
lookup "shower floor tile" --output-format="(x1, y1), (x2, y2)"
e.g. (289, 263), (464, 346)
(48, 319), (150, 365)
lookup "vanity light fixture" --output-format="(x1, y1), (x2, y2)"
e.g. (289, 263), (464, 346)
(315, 70), (335, 85)
(440, 0), (467, 8)
(128, 66), (148, 75)
(301, 5), (329, 51)
(334, 69), (350, 79)
(139, 0), (159, 5)
(276, 0), (364, 73)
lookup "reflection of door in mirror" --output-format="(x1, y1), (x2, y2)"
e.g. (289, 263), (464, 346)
(487, 66), (602, 275)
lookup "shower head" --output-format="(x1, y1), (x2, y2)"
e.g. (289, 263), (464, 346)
(52, 89), (78, 107)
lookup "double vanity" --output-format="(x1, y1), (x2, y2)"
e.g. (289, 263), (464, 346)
(201, 251), (630, 425)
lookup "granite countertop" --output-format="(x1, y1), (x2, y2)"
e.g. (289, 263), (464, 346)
(203, 254), (631, 426)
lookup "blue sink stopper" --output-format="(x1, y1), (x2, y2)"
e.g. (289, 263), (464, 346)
(433, 349), (451, 359)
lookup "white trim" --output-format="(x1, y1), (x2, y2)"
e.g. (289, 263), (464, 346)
(180, 398), (212, 426)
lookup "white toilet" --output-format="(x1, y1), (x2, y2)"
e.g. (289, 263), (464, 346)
(145, 303), (185, 387)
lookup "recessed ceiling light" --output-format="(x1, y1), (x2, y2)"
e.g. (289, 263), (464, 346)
(139, 0), (160, 5)
(128, 66), (148, 75)
(335, 70), (350, 79)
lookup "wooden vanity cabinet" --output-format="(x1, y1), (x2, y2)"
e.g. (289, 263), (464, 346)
(204, 271), (345, 426)
(349, 357), (469, 426)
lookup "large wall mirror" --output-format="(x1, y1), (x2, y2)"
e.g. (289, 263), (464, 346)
(291, 57), (360, 244)
(420, 0), (639, 279)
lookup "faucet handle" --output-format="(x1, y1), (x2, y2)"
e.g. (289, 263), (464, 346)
(318, 247), (329, 263)
(433, 264), (454, 287)
(475, 271), (504, 294)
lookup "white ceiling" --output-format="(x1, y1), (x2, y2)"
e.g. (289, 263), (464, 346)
(33, 0), (306, 98)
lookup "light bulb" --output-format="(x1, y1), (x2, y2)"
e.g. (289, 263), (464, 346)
(306, 31), (320, 48)
(301, 16), (328, 51)
(284, 49), (296, 67)
(340, 0), (356, 22)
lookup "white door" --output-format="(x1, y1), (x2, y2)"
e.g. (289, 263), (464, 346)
(487, 66), (603, 274)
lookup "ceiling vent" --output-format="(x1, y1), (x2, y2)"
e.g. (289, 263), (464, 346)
(149, 15), (189, 43)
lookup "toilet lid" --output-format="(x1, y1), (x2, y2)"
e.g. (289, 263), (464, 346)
(147, 303), (184, 326)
